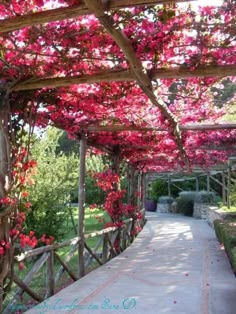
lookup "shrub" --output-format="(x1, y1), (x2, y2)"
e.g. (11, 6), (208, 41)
(214, 219), (236, 273)
(176, 191), (197, 216)
(158, 196), (174, 204)
(148, 179), (168, 202)
(231, 247), (236, 273)
(214, 219), (225, 242)
(25, 128), (79, 240)
(176, 197), (194, 216)
(195, 191), (219, 204)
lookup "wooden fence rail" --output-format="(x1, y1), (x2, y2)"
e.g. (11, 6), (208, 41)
(3, 210), (145, 313)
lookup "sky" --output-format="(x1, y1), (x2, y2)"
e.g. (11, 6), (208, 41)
(180, 0), (223, 8)
(196, 0), (223, 5)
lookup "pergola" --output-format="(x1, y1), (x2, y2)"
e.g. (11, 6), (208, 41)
(0, 0), (236, 310)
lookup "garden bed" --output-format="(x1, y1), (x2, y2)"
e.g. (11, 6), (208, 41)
(207, 207), (236, 227)
(214, 219), (236, 276)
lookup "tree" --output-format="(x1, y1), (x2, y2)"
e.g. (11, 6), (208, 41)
(25, 127), (79, 239)
(57, 131), (79, 155)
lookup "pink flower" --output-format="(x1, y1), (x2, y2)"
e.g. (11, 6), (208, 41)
(22, 191), (29, 197)
(19, 262), (24, 270)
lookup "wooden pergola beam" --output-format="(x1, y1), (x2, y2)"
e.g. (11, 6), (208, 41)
(146, 165), (228, 174)
(151, 65), (236, 80)
(11, 70), (133, 91)
(11, 65), (236, 91)
(181, 123), (236, 131)
(192, 146), (236, 151)
(87, 124), (164, 132)
(86, 123), (236, 132)
(0, 0), (193, 33)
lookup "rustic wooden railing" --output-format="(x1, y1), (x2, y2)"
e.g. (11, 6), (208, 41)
(3, 210), (145, 313)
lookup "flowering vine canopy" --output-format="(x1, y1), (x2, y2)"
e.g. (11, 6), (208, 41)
(0, 0), (236, 173)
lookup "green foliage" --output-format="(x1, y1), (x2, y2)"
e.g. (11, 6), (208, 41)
(231, 247), (236, 273)
(57, 131), (79, 155)
(25, 128), (106, 239)
(195, 191), (219, 204)
(220, 206), (236, 212)
(84, 207), (110, 234)
(176, 197), (194, 216)
(86, 154), (106, 205)
(3, 206), (111, 311)
(212, 78), (236, 108)
(214, 219), (236, 272)
(56, 131), (106, 205)
(148, 179), (168, 201)
(149, 176), (212, 202)
(25, 128), (79, 240)
(230, 179), (236, 206)
(85, 175), (105, 205)
(176, 191), (197, 216)
(214, 219), (226, 243)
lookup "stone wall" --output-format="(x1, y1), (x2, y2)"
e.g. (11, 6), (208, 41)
(193, 204), (236, 227)
(156, 203), (171, 213)
(206, 206), (236, 228)
(206, 206), (223, 226)
(193, 203), (219, 220)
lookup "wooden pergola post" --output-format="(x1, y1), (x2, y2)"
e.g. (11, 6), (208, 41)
(207, 173), (210, 193)
(140, 172), (145, 210)
(222, 172), (227, 206)
(0, 107), (12, 313)
(137, 171), (142, 210)
(143, 173), (147, 210)
(78, 132), (86, 278)
(227, 164), (231, 209)
(167, 176), (171, 197)
(128, 165), (135, 206)
(111, 145), (122, 223)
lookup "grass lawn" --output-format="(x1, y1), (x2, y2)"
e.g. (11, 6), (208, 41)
(219, 104), (236, 122)
(3, 206), (111, 312)
(219, 206), (236, 212)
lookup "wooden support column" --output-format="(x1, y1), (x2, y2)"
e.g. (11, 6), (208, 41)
(46, 252), (55, 298)
(207, 173), (210, 193)
(167, 176), (171, 197)
(222, 172), (226, 206)
(143, 174), (147, 210)
(227, 165), (231, 209)
(127, 167), (130, 203)
(140, 172), (145, 210)
(0, 107), (12, 313)
(111, 145), (121, 223)
(128, 166), (135, 206)
(78, 132), (86, 278)
(137, 172), (142, 210)
(111, 146), (121, 182)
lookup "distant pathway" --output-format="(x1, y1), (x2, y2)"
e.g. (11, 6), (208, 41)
(26, 213), (236, 314)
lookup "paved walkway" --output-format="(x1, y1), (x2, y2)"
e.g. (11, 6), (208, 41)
(26, 213), (236, 314)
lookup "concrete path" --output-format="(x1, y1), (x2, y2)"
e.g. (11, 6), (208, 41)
(25, 213), (236, 314)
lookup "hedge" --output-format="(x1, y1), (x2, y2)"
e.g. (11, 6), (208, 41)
(214, 219), (236, 273)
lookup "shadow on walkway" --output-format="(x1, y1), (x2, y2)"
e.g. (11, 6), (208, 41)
(26, 212), (236, 314)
